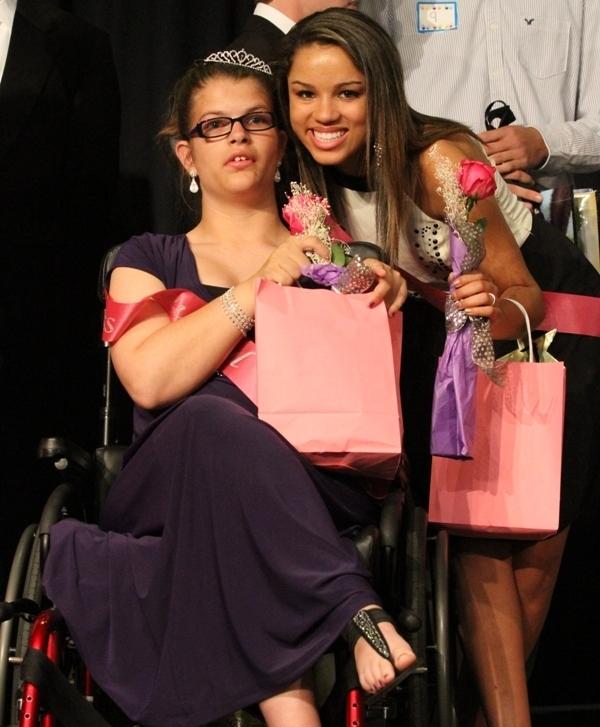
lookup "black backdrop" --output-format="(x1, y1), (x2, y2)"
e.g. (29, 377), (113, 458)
(54, 0), (254, 239)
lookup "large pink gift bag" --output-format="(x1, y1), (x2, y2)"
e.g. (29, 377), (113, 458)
(429, 300), (566, 538)
(255, 279), (403, 479)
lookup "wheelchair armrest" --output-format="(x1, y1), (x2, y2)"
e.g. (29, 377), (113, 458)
(94, 445), (128, 511)
(348, 241), (388, 264)
(36, 437), (93, 479)
(95, 445), (127, 481)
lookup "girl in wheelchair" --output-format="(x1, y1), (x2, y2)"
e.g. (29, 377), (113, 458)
(42, 53), (415, 727)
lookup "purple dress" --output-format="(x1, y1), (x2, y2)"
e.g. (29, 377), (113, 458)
(43, 234), (380, 727)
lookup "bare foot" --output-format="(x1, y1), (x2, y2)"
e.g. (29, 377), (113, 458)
(353, 609), (416, 694)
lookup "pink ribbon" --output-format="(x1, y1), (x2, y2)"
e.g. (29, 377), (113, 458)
(102, 288), (257, 402)
(325, 216), (600, 338)
(103, 289), (205, 342)
(538, 292), (600, 338)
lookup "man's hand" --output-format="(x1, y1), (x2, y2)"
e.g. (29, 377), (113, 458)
(479, 125), (549, 175)
(503, 169), (543, 209)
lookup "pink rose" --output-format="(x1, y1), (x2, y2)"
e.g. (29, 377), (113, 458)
(282, 191), (330, 235)
(283, 207), (306, 235)
(457, 160), (496, 202)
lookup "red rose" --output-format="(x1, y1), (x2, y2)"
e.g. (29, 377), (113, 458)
(457, 160), (496, 202)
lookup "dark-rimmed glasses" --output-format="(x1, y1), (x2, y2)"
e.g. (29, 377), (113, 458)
(187, 111), (277, 139)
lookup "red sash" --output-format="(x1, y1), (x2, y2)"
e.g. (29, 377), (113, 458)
(332, 226), (600, 337)
(402, 273), (600, 338)
(103, 289), (257, 402)
(538, 291), (600, 338)
(103, 289), (204, 342)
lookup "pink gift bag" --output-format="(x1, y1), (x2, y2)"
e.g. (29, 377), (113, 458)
(429, 300), (566, 538)
(255, 279), (403, 479)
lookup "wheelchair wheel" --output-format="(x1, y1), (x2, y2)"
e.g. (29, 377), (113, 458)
(401, 492), (456, 727)
(0, 482), (84, 726)
(430, 529), (456, 727)
(404, 498), (431, 726)
(0, 524), (38, 725)
(9, 530), (44, 726)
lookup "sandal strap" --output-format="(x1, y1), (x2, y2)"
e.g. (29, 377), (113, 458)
(343, 608), (394, 662)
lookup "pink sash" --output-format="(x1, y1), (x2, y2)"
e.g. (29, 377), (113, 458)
(103, 289), (257, 402)
(332, 225), (600, 337)
(538, 291), (600, 338)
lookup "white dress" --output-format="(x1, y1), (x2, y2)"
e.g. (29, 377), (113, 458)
(340, 171), (531, 284)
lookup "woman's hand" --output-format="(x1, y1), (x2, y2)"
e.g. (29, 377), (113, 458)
(419, 137), (544, 338)
(253, 234), (331, 286)
(450, 270), (498, 318)
(363, 259), (408, 315)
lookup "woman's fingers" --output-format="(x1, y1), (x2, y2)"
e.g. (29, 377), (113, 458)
(458, 295), (497, 318)
(364, 260), (389, 306)
(367, 277), (391, 307)
(388, 276), (408, 315)
(364, 261), (407, 314)
(294, 234), (331, 261)
(260, 253), (306, 286)
(260, 245), (410, 308)
(258, 235), (332, 284)
(451, 272), (498, 318)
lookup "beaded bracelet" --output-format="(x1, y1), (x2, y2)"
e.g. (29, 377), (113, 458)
(221, 287), (255, 337)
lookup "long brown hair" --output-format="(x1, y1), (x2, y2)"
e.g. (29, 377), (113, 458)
(277, 8), (476, 265)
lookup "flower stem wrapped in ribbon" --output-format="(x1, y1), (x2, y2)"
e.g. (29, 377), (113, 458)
(430, 153), (498, 459)
(282, 182), (376, 294)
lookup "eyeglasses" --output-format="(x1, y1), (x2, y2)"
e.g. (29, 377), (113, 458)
(187, 111), (277, 139)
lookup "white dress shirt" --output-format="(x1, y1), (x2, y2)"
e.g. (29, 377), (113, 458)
(0, 0), (16, 85)
(360, 0), (600, 188)
(254, 2), (295, 34)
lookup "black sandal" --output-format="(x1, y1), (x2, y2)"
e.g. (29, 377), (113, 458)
(343, 608), (419, 703)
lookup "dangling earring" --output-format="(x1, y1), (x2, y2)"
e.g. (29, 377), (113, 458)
(189, 171), (199, 194)
(372, 141), (383, 169)
(274, 161), (282, 184)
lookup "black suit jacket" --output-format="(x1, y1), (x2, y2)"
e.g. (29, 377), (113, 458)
(227, 13), (286, 64)
(0, 2), (122, 542)
(0, 0), (120, 249)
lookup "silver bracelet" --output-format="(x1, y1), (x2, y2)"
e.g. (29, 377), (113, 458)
(221, 287), (255, 337)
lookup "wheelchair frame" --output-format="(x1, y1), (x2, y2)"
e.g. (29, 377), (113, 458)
(0, 439), (91, 726)
(0, 245), (455, 727)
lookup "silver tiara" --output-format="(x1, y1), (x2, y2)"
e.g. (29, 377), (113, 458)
(203, 49), (272, 75)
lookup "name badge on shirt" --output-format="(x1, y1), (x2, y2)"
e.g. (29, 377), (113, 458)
(417, 2), (458, 33)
